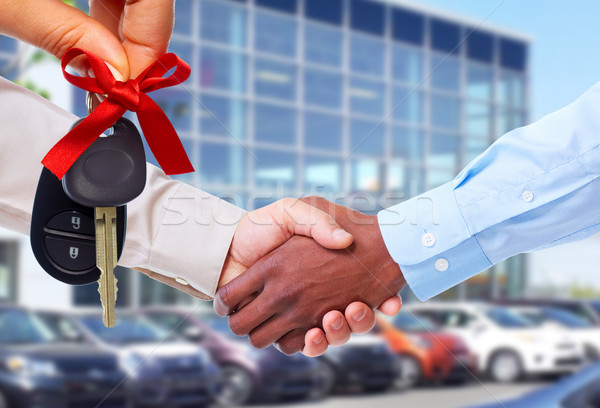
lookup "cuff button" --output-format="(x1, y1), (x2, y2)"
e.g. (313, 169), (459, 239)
(175, 277), (189, 286)
(435, 258), (449, 272)
(421, 233), (436, 247)
(522, 190), (534, 202)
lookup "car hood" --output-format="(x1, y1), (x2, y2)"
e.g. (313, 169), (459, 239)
(118, 342), (201, 358)
(2, 343), (115, 359)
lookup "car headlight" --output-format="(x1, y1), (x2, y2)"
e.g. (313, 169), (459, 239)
(6, 357), (59, 377)
(408, 335), (433, 349)
(120, 353), (145, 376)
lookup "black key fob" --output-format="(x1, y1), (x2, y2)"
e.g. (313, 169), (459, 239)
(30, 168), (126, 285)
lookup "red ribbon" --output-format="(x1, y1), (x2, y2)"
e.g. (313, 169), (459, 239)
(42, 48), (195, 179)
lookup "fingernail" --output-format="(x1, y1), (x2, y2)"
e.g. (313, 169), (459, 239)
(333, 228), (352, 240)
(104, 62), (124, 81)
(352, 308), (367, 322)
(331, 317), (343, 330)
(313, 333), (324, 344)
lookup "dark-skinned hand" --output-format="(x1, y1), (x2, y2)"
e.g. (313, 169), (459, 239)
(214, 196), (406, 355)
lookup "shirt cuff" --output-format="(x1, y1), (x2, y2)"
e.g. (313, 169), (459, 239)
(377, 182), (492, 301)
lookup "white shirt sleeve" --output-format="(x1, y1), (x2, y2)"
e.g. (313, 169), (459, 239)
(0, 76), (245, 299)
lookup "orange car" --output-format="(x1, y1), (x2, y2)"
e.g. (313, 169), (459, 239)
(375, 313), (477, 388)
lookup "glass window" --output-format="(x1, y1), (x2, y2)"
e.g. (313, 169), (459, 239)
(467, 64), (493, 100)
(431, 19), (461, 54)
(74, 267), (132, 307)
(350, 77), (385, 116)
(350, 119), (385, 157)
(254, 103), (296, 145)
(350, 34), (385, 76)
(386, 162), (405, 193)
(304, 155), (342, 192)
(255, 149), (297, 190)
(200, 94), (246, 140)
(392, 45), (423, 84)
(500, 38), (527, 71)
(0, 36), (17, 54)
(173, 0), (192, 35)
(465, 102), (492, 138)
(431, 54), (460, 92)
(351, 159), (382, 193)
(429, 133), (460, 169)
(168, 41), (193, 65)
(254, 58), (297, 101)
(255, 11), (297, 58)
(305, 0), (343, 25)
(392, 126), (423, 162)
(392, 8), (424, 45)
(153, 89), (193, 132)
(387, 164), (423, 199)
(497, 108), (526, 135)
(304, 112), (342, 151)
(200, 47), (247, 94)
(256, 0), (297, 14)
(392, 86), (423, 123)
(465, 137), (490, 163)
(350, 0), (385, 36)
(199, 142), (247, 185)
(0, 242), (17, 303)
(140, 274), (193, 306)
(305, 23), (343, 68)
(431, 94), (460, 131)
(498, 72), (525, 108)
(201, 0), (247, 48)
(305, 69), (343, 109)
(428, 168), (455, 189)
(467, 30), (494, 63)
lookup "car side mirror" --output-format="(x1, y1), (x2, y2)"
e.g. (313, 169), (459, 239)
(183, 326), (205, 341)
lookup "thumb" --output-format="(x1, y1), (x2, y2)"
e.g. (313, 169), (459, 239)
(1, 0), (129, 80)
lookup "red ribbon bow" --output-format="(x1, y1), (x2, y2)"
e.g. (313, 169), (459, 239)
(42, 48), (195, 179)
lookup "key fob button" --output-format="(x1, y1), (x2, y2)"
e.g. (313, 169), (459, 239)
(44, 236), (96, 272)
(46, 211), (94, 236)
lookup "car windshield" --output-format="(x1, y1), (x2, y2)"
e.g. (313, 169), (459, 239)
(197, 313), (237, 340)
(0, 310), (57, 345)
(79, 315), (169, 344)
(35, 313), (87, 343)
(485, 308), (534, 328)
(393, 312), (438, 332)
(589, 301), (600, 318)
(543, 307), (592, 328)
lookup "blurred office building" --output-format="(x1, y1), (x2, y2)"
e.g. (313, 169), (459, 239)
(2, 0), (531, 309)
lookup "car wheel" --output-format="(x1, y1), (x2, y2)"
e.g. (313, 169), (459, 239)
(489, 350), (522, 383)
(394, 355), (422, 390)
(310, 361), (336, 399)
(214, 365), (254, 407)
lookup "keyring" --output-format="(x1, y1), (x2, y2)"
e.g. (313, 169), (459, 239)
(86, 91), (94, 115)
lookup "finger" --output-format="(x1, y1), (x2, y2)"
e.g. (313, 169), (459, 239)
(0, 0), (128, 78)
(344, 302), (376, 335)
(248, 315), (296, 350)
(226, 292), (276, 337)
(275, 329), (306, 356)
(89, 0), (125, 39)
(377, 295), (403, 316)
(213, 268), (265, 317)
(322, 311), (351, 347)
(302, 328), (328, 357)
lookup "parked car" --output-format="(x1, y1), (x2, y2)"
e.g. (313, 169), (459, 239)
(0, 306), (127, 408)
(510, 305), (600, 361)
(495, 299), (600, 326)
(406, 302), (583, 382)
(37, 310), (220, 408)
(465, 362), (600, 408)
(375, 313), (476, 389)
(141, 307), (328, 404)
(318, 333), (400, 394)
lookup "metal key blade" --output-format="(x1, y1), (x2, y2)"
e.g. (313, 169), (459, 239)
(96, 207), (118, 328)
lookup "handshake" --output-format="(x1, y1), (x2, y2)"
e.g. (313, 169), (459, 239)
(213, 197), (406, 356)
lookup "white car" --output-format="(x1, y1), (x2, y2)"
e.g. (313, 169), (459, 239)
(405, 302), (584, 382)
(510, 305), (600, 361)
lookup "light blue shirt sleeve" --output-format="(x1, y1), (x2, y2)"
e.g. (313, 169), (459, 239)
(378, 81), (600, 301)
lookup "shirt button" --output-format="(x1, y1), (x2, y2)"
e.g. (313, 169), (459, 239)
(522, 190), (534, 202)
(435, 258), (449, 272)
(175, 277), (189, 286)
(421, 233), (436, 247)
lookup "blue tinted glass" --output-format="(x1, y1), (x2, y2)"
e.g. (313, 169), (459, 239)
(351, 34), (385, 75)
(255, 58), (297, 100)
(467, 31), (494, 63)
(350, 77), (385, 116)
(465, 137), (489, 163)
(255, 149), (297, 189)
(392, 126), (423, 162)
(200, 94), (246, 140)
(305, 69), (343, 109)
(431, 55), (460, 92)
(199, 142), (247, 185)
(392, 8), (424, 45)
(305, 23), (343, 67)
(393, 87), (423, 123)
(256, 0), (297, 14)
(0, 35), (17, 53)
(466, 102), (491, 138)
(254, 103), (296, 145)
(393, 45), (423, 84)
(168, 42), (194, 81)
(178, 136), (196, 165)
(350, 120), (385, 156)
(152, 89), (193, 132)
(173, 0), (192, 35)
(200, 47), (247, 93)
(304, 112), (342, 151)
(498, 72), (525, 108)
(350, 0), (385, 36)
(201, 0), (247, 47)
(427, 167), (455, 189)
(431, 19), (461, 54)
(429, 133), (459, 169)
(351, 159), (382, 193)
(467, 65), (493, 100)
(497, 108), (526, 135)
(304, 156), (342, 192)
(72, 87), (88, 118)
(431, 94), (460, 130)
(305, 0), (343, 25)
(255, 12), (297, 57)
(500, 38), (527, 71)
